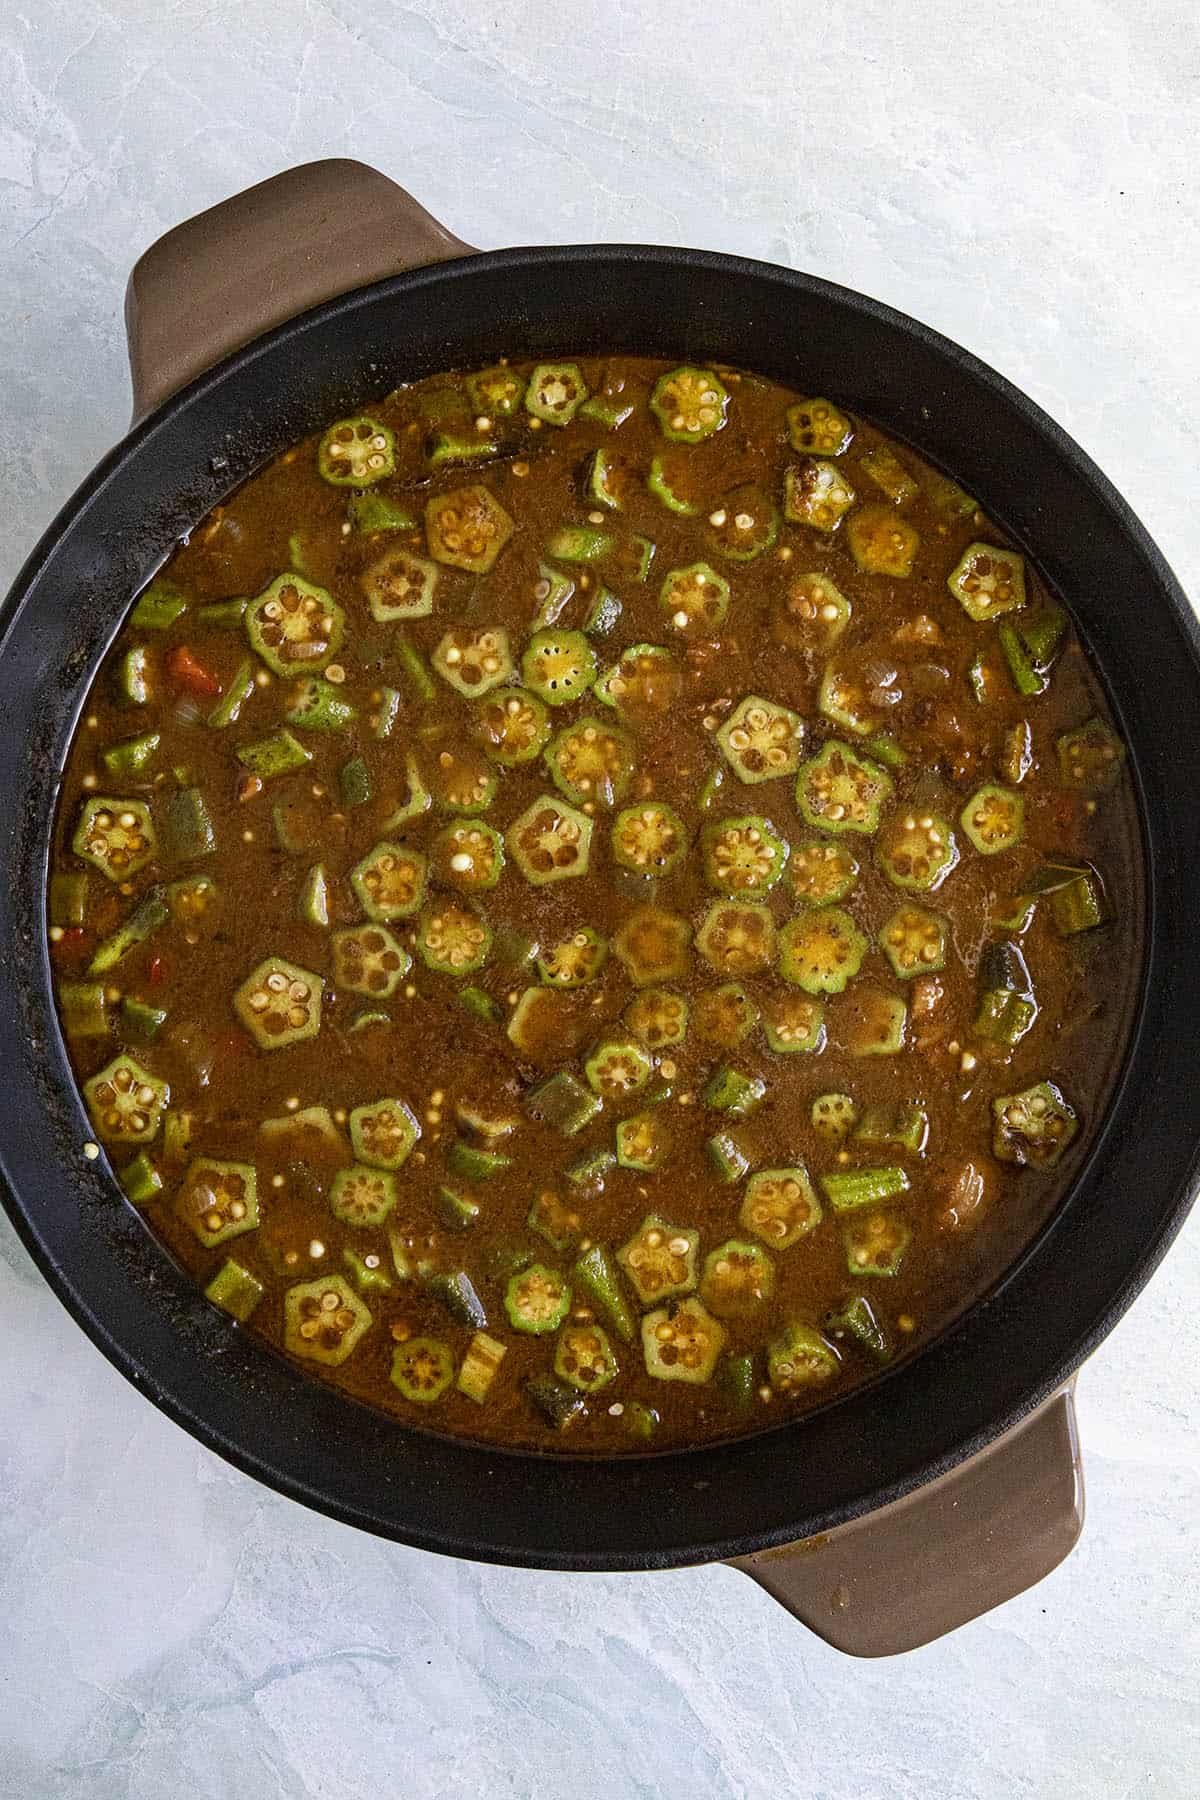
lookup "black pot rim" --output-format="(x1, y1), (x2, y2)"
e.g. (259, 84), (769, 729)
(3, 242), (1199, 1571)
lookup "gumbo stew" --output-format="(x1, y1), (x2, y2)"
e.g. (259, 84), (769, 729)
(49, 356), (1141, 1451)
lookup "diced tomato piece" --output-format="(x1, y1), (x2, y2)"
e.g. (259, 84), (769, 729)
(167, 646), (220, 697)
(148, 956), (166, 986)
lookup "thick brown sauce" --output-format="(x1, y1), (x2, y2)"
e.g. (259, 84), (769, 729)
(49, 356), (1142, 1451)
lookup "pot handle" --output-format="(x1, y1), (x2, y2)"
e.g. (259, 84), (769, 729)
(728, 1385), (1083, 1657)
(124, 159), (475, 423)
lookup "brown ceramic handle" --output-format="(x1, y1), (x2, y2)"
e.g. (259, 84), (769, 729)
(124, 159), (475, 422)
(729, 1385), (1083, 1656)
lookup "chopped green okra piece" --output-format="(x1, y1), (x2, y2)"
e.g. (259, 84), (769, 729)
(523, 1071), (602, 1135)
(768, 1323), (839, 1391)
(102, 732), (160, 778)
(298, 864), (330, 928)
(391, 1336), (455, 1403)
(205, 1258), (264, 1322)
(699, 1241), (775, 1319)
(117, 646), (151, 706)
(614, 1110), (671, 1172)
(50, 872), (88, 929)
(706, 1131), (751, 1183)
(854, 1103), (929, 1154)
(236, 730), (310, 783)
(349, 492), (418, 533)
(718, 1353), (756, 1409)
(642, 1298), (725, 1382)
(88, 887), (170, 975)
(701, 1066), (766, 1117)
(448, 1139), (512, 1182)
(73, 797), (156, 882)
(342, 1247), (393, 1296)
(119, 1150), (162, 1205)
(824, 1294), (891, 1362)
(948, 543), (1026, 620)
(525, 1372), (586, 1429)
(821, 1166), (910, 1211)
(456, 1331), (507, 1403)
(436, 1186), (482, 1231)
(505, 1264), (572, 1334)
(422, 1267), (488, 1329)
(526, 363), (588, 426)
(58, 981), (109, 1038)
(121, 996), (168, 1042)
(205, 659), (255, 729)
(740, 1168), (821, 1248)
(130, 579), (187, 631)
(992, 1081), (1078, 1168)
(573, 1244), (637, 1343)
(286, 677), (356, 732)
(339, 755), (373, 808)
(844, 1210), (911, 1277)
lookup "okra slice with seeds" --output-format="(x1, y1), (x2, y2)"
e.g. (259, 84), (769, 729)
(432, 627), (513, 698)
(878, 905), (948, 979)
(555, 1324), (619, 1392)
(467, 365), (525, 418)
(317, 416), (395, 486)
(762, 993), (826, 1054)
(623, 987), (688, 1049)
(650, 366), (728, 442)
(474, 687), (551, 764)
(1056, 718), (1126, 791)
(508, 794), (593, 884)
(642, 1299), (725, 1383)
(784, 459), (856, 531)
(786, 397), (853, 456)
(846, 504), (920, 577)
(779, 908), (867, 995)
(284, 1276), (371, 1366)
(790, 839), (859, 906)
(739, 1167), (822, 1249)
(349, 1098), (420, 1170)
(701, 814), (789, 896)
(332, 925), (410, 997)
(391, 1337), (456, 1403)
(84, 1054), (168, 1143)
(525, 362), (588, 426)
(531, 563), (575, 628)
(717, 695), (805, 784)
(505, 1264), (572, 1334)
(948, 543), (1026, 621)
(425, 485), (515, 573)
(351, 843), (427, 921)
(774, 572), (852, 657)
(585, 1038), (655, 1099)
(361, 546), (438, 621)
(433, 821), (505, 891)
(845, 1210), (911, 1278)
(795, 740), (893, 836)
(545, 716), (636, 807)
(613, 905), (692, 985)
(615, 1110), (671, 1172)
(992, 1081), (1078, 1169)
(705, 485), (779, 561)
(537, 926), (608, 988)
(692, 983), (758, 1050)
(841, 986), (908, 1056)
(618, 1216), (699, 1306)
(72, 798), (156, 882)
(696, 901), (775, 977)
(245, 574), (344, 675)
(234, 957), (324, 1048)
(817, 661), (890, 738)
(586, 447), (627, 510)
(768, 1323), (840, 1391)
(960, 784), (1024, 855)
(430, 746), (498, 815)
(417, 900), (492, 975)
(177, 1158), (258, 1248)
(876, 810), (959, 891)
(522, 630), (597, 706)
(811, 1092), (859, 1143)
(595, 644), (682, 722)
(699, 1241), (775, 1320)
(611, 802), (687, 876)
(329, 1164), (398, 1227)
(659, 562), (731, 633)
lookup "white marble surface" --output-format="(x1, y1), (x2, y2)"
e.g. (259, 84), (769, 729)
(2, 3), (1199, 1793)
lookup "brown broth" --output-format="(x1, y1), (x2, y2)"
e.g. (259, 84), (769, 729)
(48, 356), (1143, 1451)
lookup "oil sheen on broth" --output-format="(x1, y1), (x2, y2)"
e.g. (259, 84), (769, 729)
(48, 356), (1141, 1451)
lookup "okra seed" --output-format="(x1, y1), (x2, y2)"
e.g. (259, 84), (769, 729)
(83, 1141), (100, 1161)
(309, 1240), (325, 1258)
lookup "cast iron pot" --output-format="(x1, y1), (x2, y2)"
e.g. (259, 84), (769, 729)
(3, 160), (1198, 1658)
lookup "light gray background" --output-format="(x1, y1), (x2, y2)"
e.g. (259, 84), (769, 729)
(2, 4), (1198, 1795)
